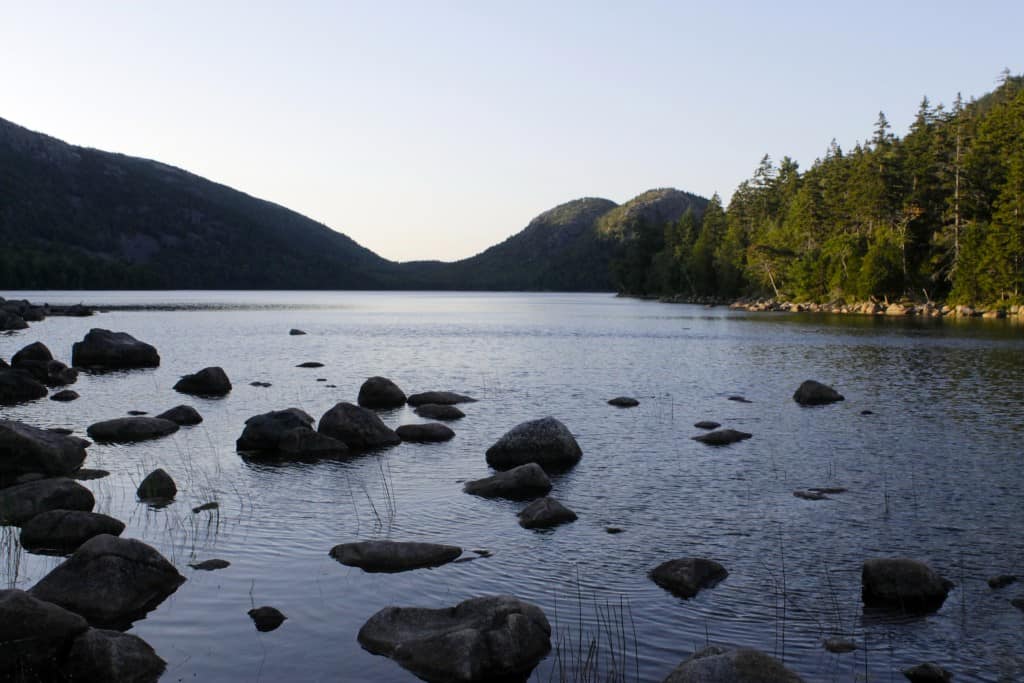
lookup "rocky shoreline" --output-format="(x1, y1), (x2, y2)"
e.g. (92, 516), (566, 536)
(657, 294), (1022, 319)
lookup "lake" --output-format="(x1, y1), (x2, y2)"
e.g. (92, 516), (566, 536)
(1, 291), (1022, 682)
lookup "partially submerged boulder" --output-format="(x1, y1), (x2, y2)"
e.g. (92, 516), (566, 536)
(20, 510), (125, 554)
(902, 662), (953, 683)
(330, 541), (462, 572)
(155, 405), (203, 426)
(691, 429), (752, 446)
(861, 558), (953, 612)
(463, 463), (552, 500)
(607, 396), (639, 407)
(50, 389), (80, 402)
(693, 421), (720, 430)
(318, 402), (400, 450)
(137, 469), (176, 502)
(236, 408), (315, 450)
(65, 627), (166, 683)
(173, 366), (231, 397)
(358, 595), (551, 682)
(0, 478), (95, 525)
(415, 404), (465, 420)
(396, 423), (455, 443)
(189, 559), (230, 571)
(248, 606), (286, 632)
(0, 368), (48, 405)
(71, 329), (160, 370)
(793, 380), (844, 406)
(406, 391), (476, 406)
(0, 419), (89, 477)
(87, 417), (179, 443)
(0, 589), (88, 679)
(650, 558), (728, 599)
(663, 645), (804, 682)
(12, 342), (78, 386)
(358, 376), (407, 409)
(517, 497), (577, 529)
(484, 417), (582, 472)
(289, 329), (307, 336)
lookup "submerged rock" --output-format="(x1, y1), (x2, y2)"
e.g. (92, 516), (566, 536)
(607, 396), (639, 407)
(156, 404), (203, 426)
(861, 558), (953, 612)
(663, 645), (804, 682)
(87, 417), (179, 443)
(66, 627), (166, 683)
(173, 366), (231, 397)
(793, 490), (830, 501)
(464, 463), (552, 500)
(358, 376), (407, 409)
(318, 402), (400, 450)
(20, 510), (125, 554)
(396, 423), (455, 442)
(793, 380), (844, 406)
(406, 391), (477, 406)
(71, 329), (160, 370)
(0, 419), (89, 477)
(248, 606), (286, 632)
(823, 637), (857, 653)
(987, 574), (1016, 589)
(650, 558), (728, 599)
(189, 559), (230, 571)
(693, 421), (720, 430)
(358, 595), (551, 682)
(414, 404), (465, 420)
(330, 541), (462, 572)
(0, 478), (95, 525)
(902, 662), (953, 682)
(691, 429), (752, 446)
(517, 497), (577, 529)
(484, 417), (582, 472)
(50, 389), (80, 402)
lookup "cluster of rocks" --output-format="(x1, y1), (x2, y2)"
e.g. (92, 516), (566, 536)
(729, 298), (1021, 319)
(0, 296), (93, 332)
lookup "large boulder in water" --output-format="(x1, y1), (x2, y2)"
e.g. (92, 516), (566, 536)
(330, 540), (462, 572)
(517, 497), (577, 529)
(137, 469), (176, 502)
(793, 380), (844, 406)
(236, 408), (315, 450)
(464, 463), (552, 500)
(358, 595), (551, 682)
(0, 589), (89, 679)
(663, 645), (804, 682)
(358, 376), (407, 409)
(87, 417), (178, 443)
(861, 558), (953, 612)
(0, 478), (95, 525)
(650, 558), (729, 599)
(71, 329), (160, 370)
(66, 628), (166, 683)
(21, 510), (126, 554)
(0, 369), (48, 405)
(318, 402), (400, 450)
(11, 341), (54, 366)
(11, 342), (78, 387)
(173, 366), (231, 397)
(484, 417), (582, 472)
(0, 419), (88, 478)
(406, 391), (477, 406)
(29, 535), (186, 627)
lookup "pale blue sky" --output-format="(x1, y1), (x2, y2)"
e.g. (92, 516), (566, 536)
(1, 1), (1019, 262)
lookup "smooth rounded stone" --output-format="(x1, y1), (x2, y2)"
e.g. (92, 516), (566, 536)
(607, 396), (639, 407)
(484, 417), (582, 472)
(318, 402), (400, 450)
(277, 428), (350, 459)
(249, 606), (286, 632)
(66, 627), (166, 683)
(296, 361), (324, 368)
(87, 417), (179, 443)
(20, 511), (126, 554)
(358, 376), (407, 409)
(823, 637), (857, 653)
(517, 497), (577, 529)
(173, 366), (231, 397)
(0, 419), (89, 477)
(463, 463), (552, 500)
(396, 423), (455, 443)
(50, 389), (80, 402)
(691, 429), (752, 446)
(155, 404), (203, 426)
(289, 328), (307, 335)
(0, 478), (95, 525)
(793, 489), (830, 501)
(0, 368), (48, 404)
(694, 420), (720, 430)
(11, 341), (54, 366)
(793, 379), (845, 406)
(406, 391), (477, 406)
(189, 559), (230, 571)
(330, 540), (462, 572)
(0, 589), (89, 679)
(357, 595), (551, 683)
(987, 574), (1017, 589)
(663, 645), (804, 682)
(29, 534), (186, 627)
(650, 558), (729, 599)
(861, 558), (953, 612)
(71, 329), (160, 370)
(137, 469), (176, 502)
(414, 403), (465, 420)
(902, 662), (953, 682)
(236, 408), (315, 450)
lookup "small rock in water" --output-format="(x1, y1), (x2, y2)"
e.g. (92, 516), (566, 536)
(192, 502), (219, 513)
(693, 421), (720, 430)
(902, 662), (953, 682)
(396, 422), (455, 442)
(793, 490), (830, 501)
(809, 487), (847, 494)
(72, 469), (109, 481)
(316, 378), (327, 382)
(296, 362), (324, 368)
(793, 379), (844, 406)
(50, 390), (80, 402)
(605, 527), (624, 534)
(823, 637), (857, 653)
(861, 409), (874, 415)
(692, 429), (752, 446)
(137, 468), (176, 502)
(248, 606), (287, 632)
(289, 329), (307, 336)
(126, 410), (148, 416)
(727, 395), (752, 403)
(174, 366), (231, 397)
(1012, 597), (1024, 611)
(414, 403), (465, 420)
(473, 549), (492, 558)
(156, 405), (203, 426)
(987, 574), (1017, 589)
(518, 497), (577, 529)
(189, 559), (230, 571)
(650, 557), (728, 598)
(607, 396), (639, 407)
(249, 381), (272, 387)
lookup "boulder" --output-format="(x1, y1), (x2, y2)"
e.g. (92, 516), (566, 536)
(694, 421), (720, 430)
(607, 396), (639, 407)
(50, 389), (80, 402)
(12, 343), (78, 387)
(65, 628), (166, 683)
(463, 463), (552, 500)
(0, 419), (89, 477)
(318, 402), (400, 450)
(330, 541), (462, 572)
(20, 511), (125, 554)
(277, 429), (349, 459)
(793, 380), (844, 406)
(11, 341), (53, 366)
(87, 417), (179, 443)
(0, 589), (89, 679)
(357, 595), (551, 682)
(406, 391), (477, 406)
(137, 469), (176, 502)
(861, 558), (953, 612)
(414, 404), (465, 420)
(358, 376), (407, 409)
(902, 662), (952, 682)
(0, 368), (48, 404)
(663, 645), (804, 682)
(484, 417), (582, 472)
(396, 423), (455, 443)
(71, 329), (160, 370)
(0, 478), (95, 525)
(650, 558), (728, 599)
(189, 559), (230, 571)
(173, 366), (231, 397)
(0, 312), (27, 331)
(691, 429), (752, 446)
(517, 497), (577, 529)
(155, 404), (203, 426)
(236, 408), (315, 450)
(248, 606), (286, 632)
(29, 535), (186, 627)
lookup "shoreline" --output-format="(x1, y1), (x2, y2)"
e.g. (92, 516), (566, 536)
(656, 294), (1022, 319)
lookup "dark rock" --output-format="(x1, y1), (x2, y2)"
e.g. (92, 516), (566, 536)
(65, 627), (166, 683)
(72, 469), (109, 481)
(606, 527), (624, 534)
(0, 419), (89, 477)
(71, 329), (160, 370)
(484, 417), (582, 472)
(518, 497), (577, 529)
(126, 410), (148, 416)
(289, 329), (307, 335)
(21, 511), (125, 554)
(173, 366), (231, 397)
(694, 421), (720, 429)
(189, 559), (230, 571)
(1011, 597), (1024, 611)
(192, 502), (219, 513)
(823, 637), (857, 653)
(51, 389), (80, 402)
(316, 378), (327, 382)
(137, 469), (176, 502)
(248, 606), (286, 632)
(11, 341), (53, 366)
(42, 360), (78, 387)
(0, 312), (27, 331)
(277, 429), (349, 459)
(296, 361), (324, 368)
(358, 376), (407, 409)
(237, 408), (315, 450)
(330, 540), (462, 572)
(607, 396), (639, 407)
(691, 429), (752, 446)
(318, 402), (400, 450)
(29, 534), (186, 627)
(0, 368), (49, 404)
(902, 662), (953, 682)
(793, 490), (829, 501)
(861, 410), (874, 415)
(663, 645), (804, 682)
(13, 344), (78, 386)
(987, 574), (1017, 589)
(650, 558), (728, 599)
(861, 558), (953, 612)
(727, 395), (752, 403)
(87, 417), (178, 443)
(414, 404), (465, 420)
(464, 463), (552, 500)
(249, 381), (272, 387)
(808, 487), (847, 494)
(793, 380), (844, 406)
(358, 595), (551, 682)
(0, 589), (89, 679)
(49, 428), (74, 435)
(406, 391), (477, 406)
(0, 478), (95, 525)
(155, 404), (203, 426)
(396, 423), (455, 442)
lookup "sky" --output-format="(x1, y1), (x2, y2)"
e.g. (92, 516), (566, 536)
(1, 1), (1021, 263)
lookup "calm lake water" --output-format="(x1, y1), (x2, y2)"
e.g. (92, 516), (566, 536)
(1, 291), (1023, 682)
